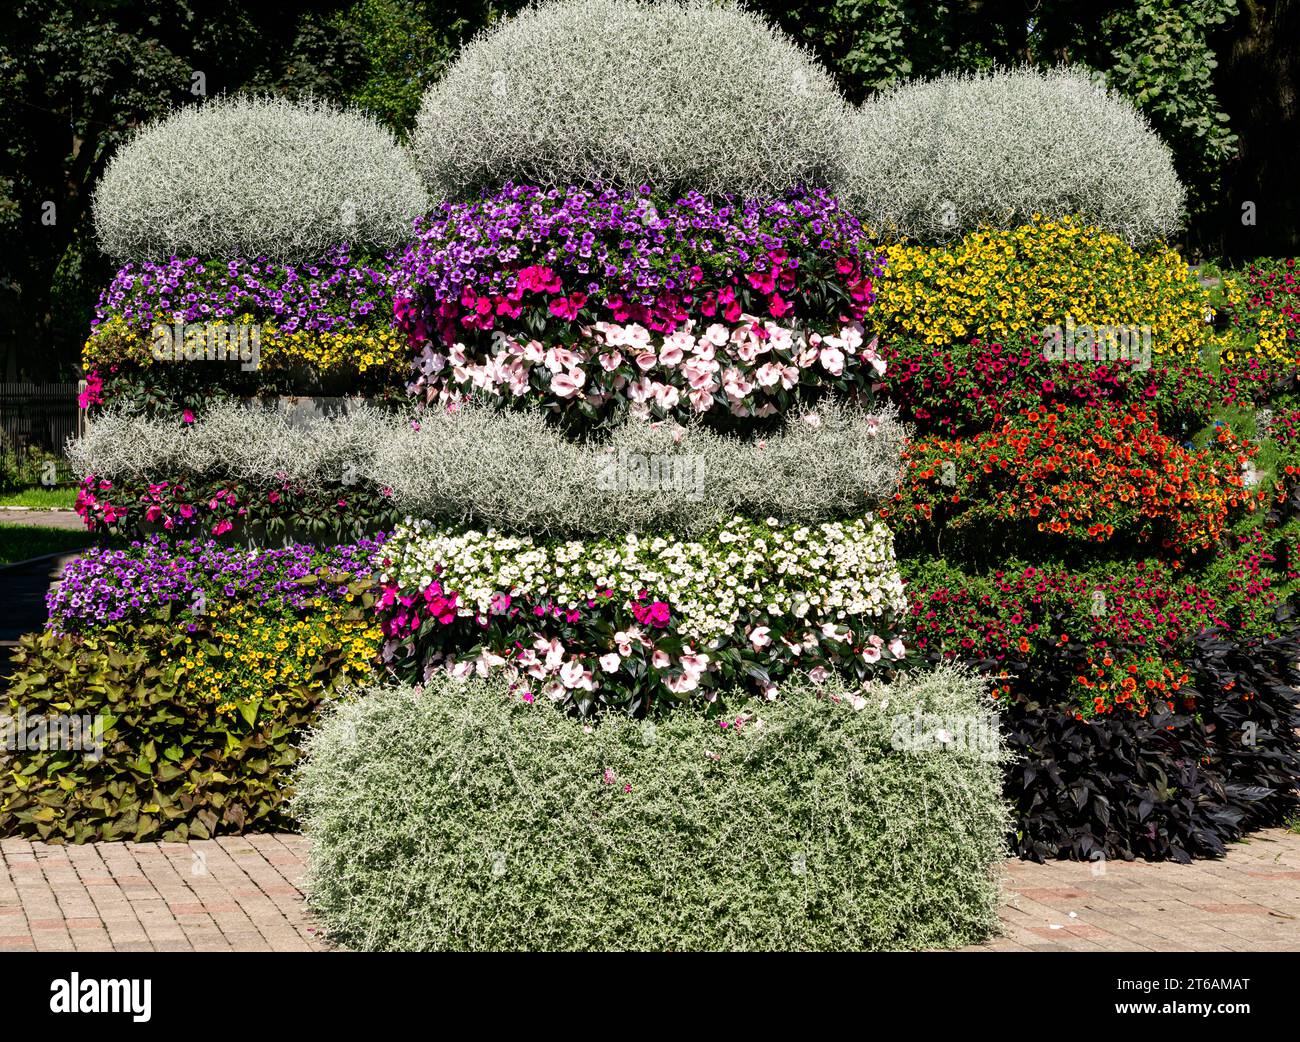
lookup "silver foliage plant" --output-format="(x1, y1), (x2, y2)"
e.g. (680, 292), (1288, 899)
(69, 400), (907, 535)
(292, 665), (1010, 951)
(412, 0), (850, 199)
(842, 66), (1185, 245)
(92, 96), (429, 263)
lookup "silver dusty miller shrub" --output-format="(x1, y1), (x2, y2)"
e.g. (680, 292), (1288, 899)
(93, 96), (428, 262)
(69, 400), (907, 536)
(412, 0), (849, 199)
(292, 665), (1009, 951)
(841, 66), (1185, 245)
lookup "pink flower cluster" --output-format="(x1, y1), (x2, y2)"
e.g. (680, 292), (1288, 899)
(409, 315), (886, 421)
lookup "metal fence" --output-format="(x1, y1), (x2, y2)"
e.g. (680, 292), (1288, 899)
(0, 382), (83, 456)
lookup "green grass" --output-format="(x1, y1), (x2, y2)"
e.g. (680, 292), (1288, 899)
(0, 486), (77, 509)
(0, 523), (92, 565)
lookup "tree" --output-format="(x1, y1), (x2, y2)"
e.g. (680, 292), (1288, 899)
(0, 0), (362, 380)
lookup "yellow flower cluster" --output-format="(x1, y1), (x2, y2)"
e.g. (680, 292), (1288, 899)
(871, 216), (1212, 359)
(1219, 272), (1297, 365)
(163, 599), (381, 718)
(82, 318), (408, 375)
(81, 315), (157, 369)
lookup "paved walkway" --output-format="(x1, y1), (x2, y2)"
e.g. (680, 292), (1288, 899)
(0, 835), (323, 952)
(2, 829), (1298, 951)
(0, 508), (84, 531)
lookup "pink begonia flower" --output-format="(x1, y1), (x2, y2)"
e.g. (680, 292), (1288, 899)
(599, 653), (621, 673)
(754, 362), (782, 388)
(665, 672), (698, 694)
(701, 323), (729, 347)
(658, 344), (684, 367)
(559, 660), (593, 689)
(543, 682), (566, 702)
(680, 653), (710, 678)
(623, 323), (652, 350)
(551, 368), (586, 398)
(634, 350), (658, 372)
(749, 626), (772, 650)
(862, 646), (882, 664)
(474, 650), (506, 677)
(889, 638), (907, 659)
(599, 350), (624, 372)
(688, 388), (714, 412)
(819, 346), (845, 376)
(722, 368), (754, 402)
(652, 650), (671, 669)
(762, 683), (780, 701)
(809, 666), (830, 685)
(653, 384), (680, 410)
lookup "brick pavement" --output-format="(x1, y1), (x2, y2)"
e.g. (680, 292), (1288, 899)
(966, 827), (1300, 952)
(0, 834), (324, 952)
(1, 829), (1297, 952)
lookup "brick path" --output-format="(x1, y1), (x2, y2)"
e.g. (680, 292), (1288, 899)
(967, 827), (1300, 952)
(2, 829), (1298, 951)
(0, 834), (324, 952)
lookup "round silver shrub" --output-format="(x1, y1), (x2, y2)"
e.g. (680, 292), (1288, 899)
(92, 96), (429, 262)
(293, 667), (1009, 951)
(842, 66), (1185, 245)
(412, 0), (850, 199)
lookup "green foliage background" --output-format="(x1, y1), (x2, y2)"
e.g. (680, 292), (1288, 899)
(1, 0), (1294, 380)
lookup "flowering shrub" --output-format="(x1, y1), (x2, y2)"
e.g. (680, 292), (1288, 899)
(294, 667), (1009, 950)
(879, 335), (1217, 439)
(886, 406), (1253, 558)
(373, 515), (908, 714)
(395, 183), (885, 426)
(870, 216), (1210, 358)
(1220, 258), (1300, 365)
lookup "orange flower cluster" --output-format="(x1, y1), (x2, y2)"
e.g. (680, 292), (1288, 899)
(889, 404), (1254, 556)
(1071, 652), (1192, 717)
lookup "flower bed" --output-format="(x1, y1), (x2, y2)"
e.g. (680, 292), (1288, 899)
(374, 514), (908, 714)
(395, 183), (886, 426)
(886, 405), (1253, 559)
(879, 335), (1217, 440)
(83, 247), (407, 413)
(1, 538), (383, 843)
(870, 216), (1211, 359)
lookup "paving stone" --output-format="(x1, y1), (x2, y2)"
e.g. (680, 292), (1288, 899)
(5, 829), (1300, 951)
